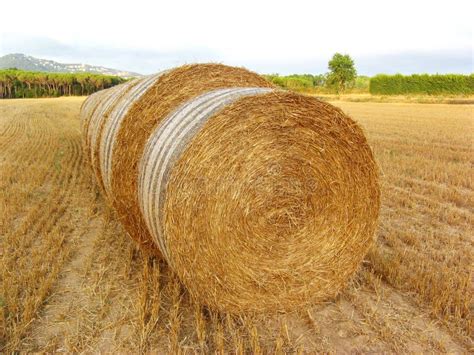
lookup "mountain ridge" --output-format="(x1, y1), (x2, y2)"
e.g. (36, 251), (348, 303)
(0, 53), (141, 78)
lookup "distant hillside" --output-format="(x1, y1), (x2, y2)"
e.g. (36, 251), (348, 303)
(0, 53), (141, 78)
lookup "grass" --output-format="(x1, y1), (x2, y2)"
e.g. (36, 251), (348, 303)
(0, 97), (472, 352)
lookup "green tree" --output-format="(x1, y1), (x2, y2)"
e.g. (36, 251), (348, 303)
(0, 69), (126, 99)
(326, 53), (357, 93)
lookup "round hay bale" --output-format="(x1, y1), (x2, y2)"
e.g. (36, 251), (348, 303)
(80, 63), (380, 313)
(88, 78), (145, 193)
(80, 89), (108, 161)
(80, 89), (103, 123)
(138, 89), (380, 312)
(79, 93), (97, 124)
(82, 88), (118, 165)
(99, 72), (167, 197)
(110, 64), (274, 254)
(84, 86), (124, 192)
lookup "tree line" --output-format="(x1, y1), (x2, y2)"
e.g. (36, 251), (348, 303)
(264, 51), (474, 96)
(265, 53), (364, 93)
(264, 73), (370, 93)
(0, 69), (126, 99)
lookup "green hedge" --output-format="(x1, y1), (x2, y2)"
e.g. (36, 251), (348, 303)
(369, 74), (474, 95)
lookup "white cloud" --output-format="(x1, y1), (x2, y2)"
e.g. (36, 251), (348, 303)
(1, 0), (472, 74)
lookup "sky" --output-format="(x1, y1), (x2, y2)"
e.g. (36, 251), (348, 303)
(1, 0), (472, 75)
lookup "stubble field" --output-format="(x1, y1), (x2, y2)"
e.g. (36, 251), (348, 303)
(0, 97), (472, 352)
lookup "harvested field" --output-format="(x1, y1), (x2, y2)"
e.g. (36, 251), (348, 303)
(0, 97), (472, 352)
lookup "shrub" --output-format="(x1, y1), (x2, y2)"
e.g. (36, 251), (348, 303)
(369, 74), (474, 95)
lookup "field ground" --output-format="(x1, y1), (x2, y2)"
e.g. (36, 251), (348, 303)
(0, 97), (472, 352)
(313, 93), (474, 105)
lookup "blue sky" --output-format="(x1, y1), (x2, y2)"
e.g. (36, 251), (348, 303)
(1, 0), (472, 75)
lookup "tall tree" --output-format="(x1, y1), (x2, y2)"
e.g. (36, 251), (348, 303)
(0, 69), (126, 99)
(326, 53), (357, 93)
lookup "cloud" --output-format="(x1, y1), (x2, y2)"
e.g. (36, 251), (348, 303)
(1, 33), (472, 76)
(0, 33), (220, 74)
(355, 50), (473, 75)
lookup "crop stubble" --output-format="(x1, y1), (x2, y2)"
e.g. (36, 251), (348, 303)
(0, 98), (472, 352)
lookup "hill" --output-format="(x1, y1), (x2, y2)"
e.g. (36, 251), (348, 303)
(0, 53), (141, 78)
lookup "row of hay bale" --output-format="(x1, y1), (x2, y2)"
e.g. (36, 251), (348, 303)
(80, 64), (380, 313)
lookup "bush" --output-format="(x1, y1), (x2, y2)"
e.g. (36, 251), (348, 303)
(354, 76), (370, 90)
(369, 74), (474, 95)
(263, 73), (370, 94)
(264, 74), (321, 91)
